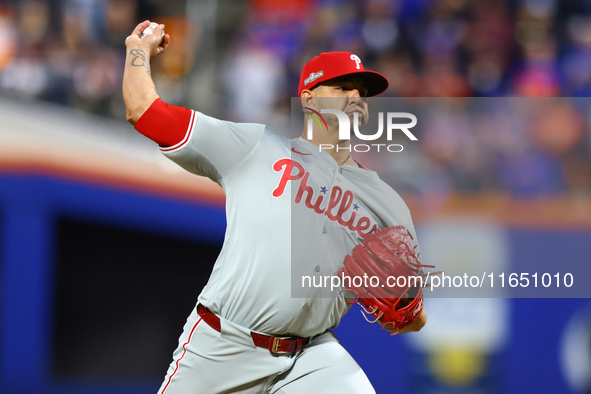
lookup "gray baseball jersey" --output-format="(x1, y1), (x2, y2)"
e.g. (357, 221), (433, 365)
(162, 109), (421, 339)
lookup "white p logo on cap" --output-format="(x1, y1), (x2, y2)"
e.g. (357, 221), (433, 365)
(350, 54), (361, 69)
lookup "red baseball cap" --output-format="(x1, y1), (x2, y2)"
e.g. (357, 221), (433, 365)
(298, 51), (389, 97)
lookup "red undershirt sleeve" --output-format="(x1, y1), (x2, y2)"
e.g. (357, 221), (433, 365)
(134, 98), (193, 147)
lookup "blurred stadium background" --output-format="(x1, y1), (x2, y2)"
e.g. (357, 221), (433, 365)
(1, 0), (591, 393)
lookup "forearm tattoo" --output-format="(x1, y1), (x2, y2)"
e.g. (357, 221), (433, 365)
(129, 49), (151, 75)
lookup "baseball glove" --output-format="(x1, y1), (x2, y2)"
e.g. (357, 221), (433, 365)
(339, 225), (434, 335)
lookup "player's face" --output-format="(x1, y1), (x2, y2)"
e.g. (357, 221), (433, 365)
(312, 76), (370, 130)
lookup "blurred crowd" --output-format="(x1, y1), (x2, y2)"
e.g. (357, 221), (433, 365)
(0, 0), (188, 120)
(354, 97), (591, 201)
(0, 0), (590, 198)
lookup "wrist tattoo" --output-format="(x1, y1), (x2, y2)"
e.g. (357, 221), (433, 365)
(129, 49), (151, 75)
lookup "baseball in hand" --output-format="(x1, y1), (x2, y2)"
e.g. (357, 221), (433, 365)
(141, 22), (164, 40)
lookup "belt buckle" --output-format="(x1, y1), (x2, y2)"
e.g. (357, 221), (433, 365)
(270, 336), (291, 355)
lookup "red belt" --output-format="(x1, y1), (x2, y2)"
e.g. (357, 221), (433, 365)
(197, 304), (310, 356)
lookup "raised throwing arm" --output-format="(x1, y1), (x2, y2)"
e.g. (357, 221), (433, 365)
(123, 20), (170, 125)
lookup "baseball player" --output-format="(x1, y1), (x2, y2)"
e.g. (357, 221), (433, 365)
(123, 20), (427, 393)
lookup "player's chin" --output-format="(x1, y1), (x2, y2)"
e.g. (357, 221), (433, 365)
(348, 114), (367, 129)
(348, 122), (367, 135)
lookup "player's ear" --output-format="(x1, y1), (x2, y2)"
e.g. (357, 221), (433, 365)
(300, 89), (316, 109)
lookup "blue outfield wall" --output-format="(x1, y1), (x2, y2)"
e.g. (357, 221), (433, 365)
(0, 174), (227, 394)
(1, 173), (590, 393)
